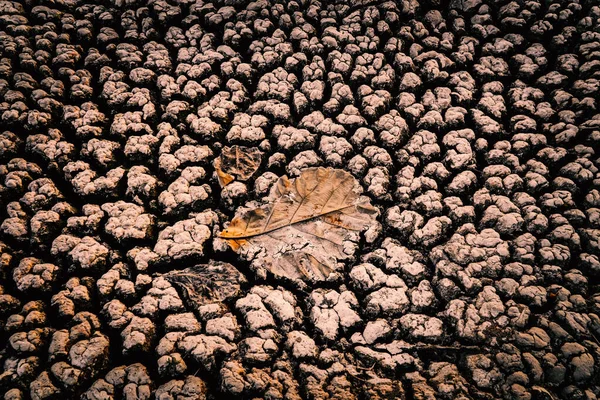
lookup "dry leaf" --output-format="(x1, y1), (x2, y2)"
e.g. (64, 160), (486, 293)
(214, 145), (262, 187)
(164, 262), (247, 308)
(218, 167), (380, 282)
(531, 386), (557, 400)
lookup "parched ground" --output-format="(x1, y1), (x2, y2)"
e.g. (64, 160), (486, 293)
(0, 0), (600, 399)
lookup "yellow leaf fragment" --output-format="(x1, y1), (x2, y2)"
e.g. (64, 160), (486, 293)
(214, 145), (262, 187)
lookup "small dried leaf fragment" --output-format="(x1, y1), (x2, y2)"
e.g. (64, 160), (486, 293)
(214, 145), (262, 187)
(218, 167), (380, 282)
(164, 262), (247, 308)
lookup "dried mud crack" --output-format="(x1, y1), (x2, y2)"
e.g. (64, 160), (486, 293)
(1, 0), (600, 399)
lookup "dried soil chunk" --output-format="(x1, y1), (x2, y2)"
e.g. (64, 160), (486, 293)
(101, 201), (155, 243)
(309, 289), (362, 341)
(154, 210), (218, 262)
